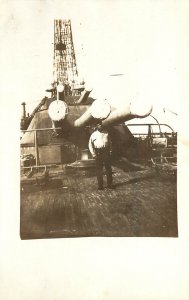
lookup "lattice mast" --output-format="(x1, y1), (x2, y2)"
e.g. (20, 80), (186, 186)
(53, 19), (79, 94)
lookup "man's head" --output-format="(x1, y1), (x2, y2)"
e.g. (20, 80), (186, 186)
(96, 123), (103, 132)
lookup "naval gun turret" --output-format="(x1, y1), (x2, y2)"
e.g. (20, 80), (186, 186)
(20, 82), (152, 166)
(20, 18), (153, 166)
(48, 84), (153, 134)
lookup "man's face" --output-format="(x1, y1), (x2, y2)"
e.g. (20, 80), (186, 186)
(96, 124), (102, 131)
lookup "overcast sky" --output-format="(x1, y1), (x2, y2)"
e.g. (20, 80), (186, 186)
(1, 0), (188, 130)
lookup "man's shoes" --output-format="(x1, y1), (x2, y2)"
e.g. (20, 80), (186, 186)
(107, 185), (116, 189)
(98, 187), (104, 190)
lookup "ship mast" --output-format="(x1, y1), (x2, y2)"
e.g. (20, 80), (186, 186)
(53, 19), (80, 95)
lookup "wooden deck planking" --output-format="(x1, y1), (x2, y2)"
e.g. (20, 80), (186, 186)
(20, 164), (177, 239)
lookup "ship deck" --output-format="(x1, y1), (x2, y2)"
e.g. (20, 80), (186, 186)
(20, 159), (177, 239)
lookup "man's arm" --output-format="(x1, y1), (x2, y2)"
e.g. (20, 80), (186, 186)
(107, 133), (113, 155)
(88, 135), (96, 158)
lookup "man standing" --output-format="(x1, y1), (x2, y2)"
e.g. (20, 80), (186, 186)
(88, 124), (114, 190)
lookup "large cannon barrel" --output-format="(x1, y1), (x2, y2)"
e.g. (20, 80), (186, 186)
(48, 99), (94, 128)
(48, 100), (68, 122)
(74, 99), (111, 127)
(102, 100), (153, 127)
(48, 98), (152, 130)
(48, 100), (69, 135)
(101, 104), (132, 127)
(74, 99), (152, 128)
(74, 109), (93, 127)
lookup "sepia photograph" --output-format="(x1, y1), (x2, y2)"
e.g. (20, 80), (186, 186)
(2, 1), (189, 300)
(20, 18), (177, 240)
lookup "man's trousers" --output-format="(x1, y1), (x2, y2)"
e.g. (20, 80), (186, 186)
(95, 148), (112, 188)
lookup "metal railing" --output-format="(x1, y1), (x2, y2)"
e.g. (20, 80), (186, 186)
(127, 123), (175, 138)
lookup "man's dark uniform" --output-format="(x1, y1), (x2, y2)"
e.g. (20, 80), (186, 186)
(88, 126), (113, 190)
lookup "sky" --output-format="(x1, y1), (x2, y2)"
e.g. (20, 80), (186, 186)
(1, 0), (189, 131)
